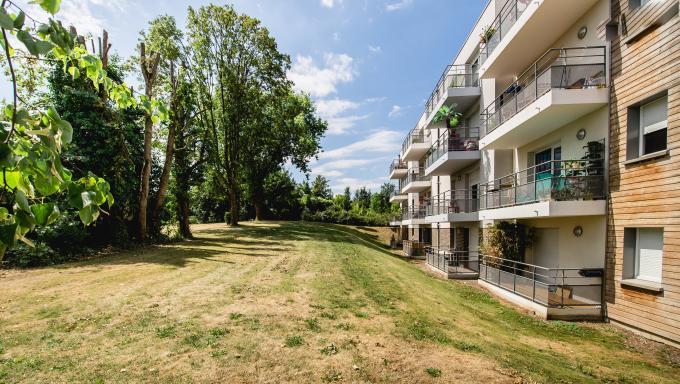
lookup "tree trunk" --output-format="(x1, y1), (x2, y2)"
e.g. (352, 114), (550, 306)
(137, 43), (160, 242)
(177, 190), (192, 239)
(254, 201), (264, 221)
(229, 188), (238, 226)
(151, 63), (178, 231)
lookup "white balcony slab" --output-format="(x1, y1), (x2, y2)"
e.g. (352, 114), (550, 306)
(478, 200), (606, 221)
(402, 142), (430, 161)
(425, 87), (481, 128)
(389, 194), (408, 203)
(426, 211), (479, 223)
(401, 218), (429, 225)
(401, 180), (431, 194)
(479, 0), (600, 81)
(479, 88), (608, 150)
(389, 167), (408, 179)
(424, 151), (481, 176)
(389, 220), (402, 226)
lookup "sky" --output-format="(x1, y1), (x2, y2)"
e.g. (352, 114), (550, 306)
(5, 0), (487, 194)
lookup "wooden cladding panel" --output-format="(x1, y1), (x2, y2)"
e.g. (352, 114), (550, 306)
(607, 0), (680, 345)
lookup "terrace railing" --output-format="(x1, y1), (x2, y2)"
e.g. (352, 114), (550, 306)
(403, 240), (429, 257)
(425, 127), (480, 169)
(479, 0), (532, 64)
(404, 167), (431, 185)
(401, 129), (426, 155)
(426, 247), (480, 275)
(480, 46), (606, 137)
(426, 189), (478, 217)
(478, 158), (605, 210)
(402, 206), (427, 221)
(389, 159), (407, 175)
(425, 64), (479, 117)
(479, 255), (603, 309)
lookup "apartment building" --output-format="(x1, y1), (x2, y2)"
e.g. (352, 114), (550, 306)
(388, 0), (679, 346)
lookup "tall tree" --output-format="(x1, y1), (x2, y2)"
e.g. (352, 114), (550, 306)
(139, 15), (184, 232)
(311, 175), (332, 200)
(243, 91), (326, 220)
(137, 41), (160, 241)
(186, 5), (290, 226)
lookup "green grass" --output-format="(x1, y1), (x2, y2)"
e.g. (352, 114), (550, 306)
(0, 221), (677, 383)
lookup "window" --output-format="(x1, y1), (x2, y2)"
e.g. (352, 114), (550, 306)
(626, 94), (668, 160)
(629, 0), (651, 8)
(640, 96), (668, 155)
(623, 228), (664, 283)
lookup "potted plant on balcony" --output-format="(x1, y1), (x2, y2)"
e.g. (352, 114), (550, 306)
(432, 103), (462, 129)
(479, 25), (495, 44)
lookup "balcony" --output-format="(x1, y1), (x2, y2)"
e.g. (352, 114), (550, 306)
(400, 168), (431, 194)
(426, 189), (479, 223)
(388, 159), (408, 179)
(478, 155), (606, 220)
(389, 212), (402, 226)
(479, 47), (607, 150)
(479, 0), (601, 79)
(426, 247), (480, 279)
(479, 255), (603, 320)
(424, 64), (480, 126)
(424, 127), (481, 176)
(403, 240), (429, 258)
(389, 189), (408, 203)
(401, 129), (429, 161)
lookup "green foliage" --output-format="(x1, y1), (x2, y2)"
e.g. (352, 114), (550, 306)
(424, 368), (442, 378)
(481, 221), (536, 261)
(0, 3), (167, 259)
(311, 175), (332, 199)
(432, 103), (462, 127)
(284, 335), (304, 347)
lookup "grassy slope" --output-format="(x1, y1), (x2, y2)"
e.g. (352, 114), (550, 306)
(0, 222), (677, 383)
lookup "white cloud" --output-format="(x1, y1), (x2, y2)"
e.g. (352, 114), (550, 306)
(314, 158), (374, 174)
(385, 0), (414, 12)
(288, 53), (357, 98)
(368, 45), (382, 54)
(321, 0), (342, 8)
(314, 98), (370, 135)
(333, 32), (340, 41)
(20, 0), (130, 37)
(388, 105), (402, 118)
(331, 177), (385, 193)
(320, 130), (402, 160)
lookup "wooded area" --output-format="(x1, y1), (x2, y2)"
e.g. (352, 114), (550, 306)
(0, 0), (397, 267)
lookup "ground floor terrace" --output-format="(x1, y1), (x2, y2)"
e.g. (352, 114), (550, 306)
(0, 222), (677, 383)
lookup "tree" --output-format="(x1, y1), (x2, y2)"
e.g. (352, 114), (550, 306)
(186, 4), (290, 226)
(0, 0), (166, 258)
(242, 91), (325, 220)
(352, 187), (371, 212)
(342, 187), (351, 211)
(311, 175), (332, 200)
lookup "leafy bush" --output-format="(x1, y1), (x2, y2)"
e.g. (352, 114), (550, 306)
(302, 206), (389, 227)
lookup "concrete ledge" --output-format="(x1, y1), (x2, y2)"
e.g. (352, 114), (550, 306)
(478, 279), (549, 319)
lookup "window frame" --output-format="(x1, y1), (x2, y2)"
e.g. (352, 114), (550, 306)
(639, 95), (668, 156)
(633, 227), (664, 283)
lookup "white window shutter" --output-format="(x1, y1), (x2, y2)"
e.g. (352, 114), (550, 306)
(641, 96), (668, 135)
(636, 228), (663, 283)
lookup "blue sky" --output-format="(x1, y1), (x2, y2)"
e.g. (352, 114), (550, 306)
(7, 0), (486, 193)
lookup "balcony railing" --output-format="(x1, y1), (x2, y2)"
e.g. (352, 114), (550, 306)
(481, 46), (606, 137)
(403, 206), (427, 221)
(478, 155), (605, 211)
(389, 212), (402, 224)
(479, 255), (603, 309)
(403, 240), (429, 257)
(404, 167), (431, 185)
(426, 247), (480, 275)
(479, 0), (532, 64)
(389, 159), (407, 175)
(426, 189), (478, 217)
(401, 129), (426, 155)
(425, 64), (479, 117)
(425, 127), (480, 169)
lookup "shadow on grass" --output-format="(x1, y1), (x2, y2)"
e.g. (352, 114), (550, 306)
(43, 221), (396, 270)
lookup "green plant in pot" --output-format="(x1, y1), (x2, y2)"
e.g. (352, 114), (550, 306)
(480, 26), (496, 44)
(432, 104), (462, 128)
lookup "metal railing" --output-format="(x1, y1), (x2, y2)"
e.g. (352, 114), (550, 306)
(425, 64), (479, 117)
(426, 247), (480, 275)
(389, 159), (407, 175)
(479, 255), (603, 308)
(389, 212), (402, 224)
(479, 0), (532, 64)
(426, 189), (478, 216)
(404, 167), (431, 186)
(481, 46), (606, 137)
(403, 240), (429, 257)
(425, 127), (480, 169)
(401, 129), (426, 155)
(478, 159), (605, 210)
(402, 206), (427, 221)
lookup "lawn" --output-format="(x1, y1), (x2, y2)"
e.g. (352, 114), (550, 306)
(0, 222), (678, 383)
